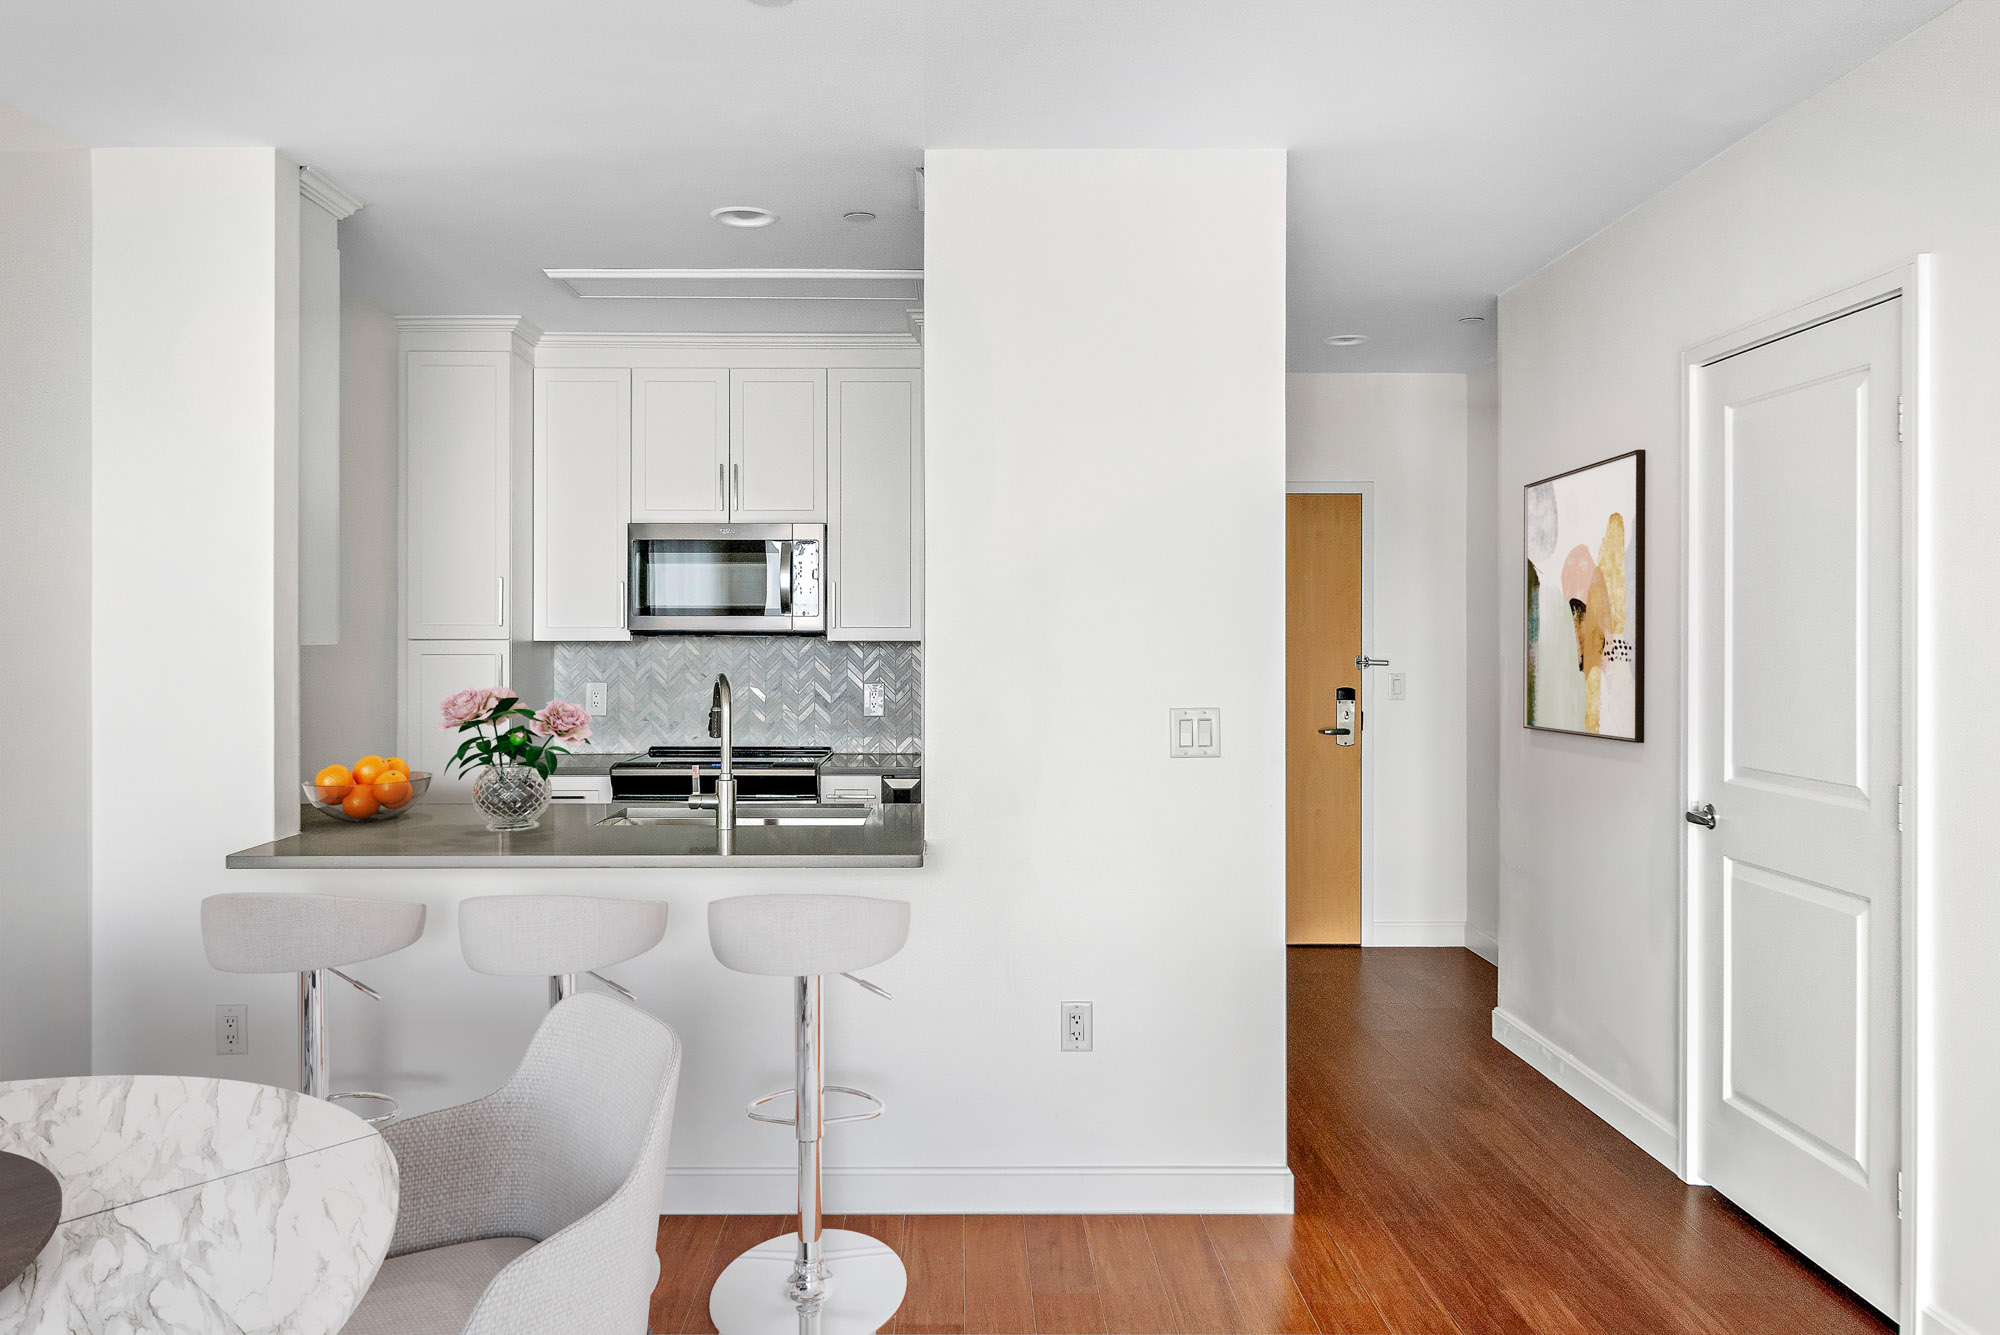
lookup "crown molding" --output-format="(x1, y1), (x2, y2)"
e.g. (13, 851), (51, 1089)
(297, 166), (364, 220)
(905, 308), (924, 344)
(395, 316), (541, 357)
(535, 330), (919, 350)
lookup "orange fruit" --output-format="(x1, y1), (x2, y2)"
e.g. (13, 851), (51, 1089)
(340, 786), (381, 820)
(374, 769), (413, 809)
(314, 764), (353, 804)
(383, 756), (410, 775)
(352, 756), (391, 785)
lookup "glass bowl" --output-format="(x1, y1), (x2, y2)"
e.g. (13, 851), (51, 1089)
(303, 773), (432, 822)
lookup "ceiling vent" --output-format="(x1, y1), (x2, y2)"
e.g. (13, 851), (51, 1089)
(543, 269), (924, 302)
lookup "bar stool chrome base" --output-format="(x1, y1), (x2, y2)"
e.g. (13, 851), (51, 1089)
(709, 1229), (906, 1335)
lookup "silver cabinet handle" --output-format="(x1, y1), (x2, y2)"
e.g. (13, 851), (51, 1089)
(732, 463), (741, 512)
(1686, 802), (1717, 829)
(496, 576), (506, 626)
(619, 580), (627, 623)
(718, 461), (726, 511)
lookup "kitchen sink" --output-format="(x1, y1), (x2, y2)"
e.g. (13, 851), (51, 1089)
(599, 803), (873, 827)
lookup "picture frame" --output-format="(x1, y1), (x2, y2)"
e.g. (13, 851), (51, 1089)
(1523, 449), (1644, 741)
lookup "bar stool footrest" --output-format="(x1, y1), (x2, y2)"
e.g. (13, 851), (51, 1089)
(745, 1084), (885, 1126)
(327, 1090), (400, 1125)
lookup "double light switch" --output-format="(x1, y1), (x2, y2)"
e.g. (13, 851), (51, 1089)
(1169, 707), (1221, 758)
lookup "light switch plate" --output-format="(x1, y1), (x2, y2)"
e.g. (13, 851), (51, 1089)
(584, 682), (609, 716)
(1389, 673), (1406, 701)
(1169, 707), (1221, 758)
(863, 683), (886, 717)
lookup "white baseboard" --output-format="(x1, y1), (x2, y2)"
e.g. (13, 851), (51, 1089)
(660, 1164), (1295, 1215)
(1491, 1007), (1679, 1173)
(1368, 919), (1468, 947)
(1922, 1306), (1983, 1335)
(1463, 923), (1499, 965)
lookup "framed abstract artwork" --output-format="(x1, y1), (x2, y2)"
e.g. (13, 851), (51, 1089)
(1524, 450), (1644, 741)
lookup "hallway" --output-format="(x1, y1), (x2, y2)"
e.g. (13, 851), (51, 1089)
(651, 948), (1893, 1333)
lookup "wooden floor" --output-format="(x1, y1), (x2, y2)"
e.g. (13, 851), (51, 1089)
(653, 947), (1893, 1334)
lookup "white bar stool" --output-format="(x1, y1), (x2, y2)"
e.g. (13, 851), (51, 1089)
(199, 892), (426, 1123)
(457, 893), (669, 1005)
(707, 894), (910, 1335)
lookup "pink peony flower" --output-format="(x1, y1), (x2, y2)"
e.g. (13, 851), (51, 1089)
(529, 700), (593, 742)
(439, 686), (507, 730)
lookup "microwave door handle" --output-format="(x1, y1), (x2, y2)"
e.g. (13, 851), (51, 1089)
(779, 540), (793, 613)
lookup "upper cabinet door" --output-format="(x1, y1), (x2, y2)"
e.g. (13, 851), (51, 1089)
(534, 368), (632, 641)
(729, 369), (826, 522)
(632, 369), (730, 522)
(827, 370), (923, 642)
(406, 350), (512, 639)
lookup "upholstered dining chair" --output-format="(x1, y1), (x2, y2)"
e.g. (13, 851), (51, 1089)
(340, 991), (682, 1335)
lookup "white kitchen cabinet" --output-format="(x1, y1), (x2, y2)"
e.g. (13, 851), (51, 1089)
(632, 369), (730, 522)
(828, 369), (923, 641)
(404, 350), (515, 639)
(403, 640), (507, 803)
(729, 369), (826, 522)
(534, 368), (632, 641)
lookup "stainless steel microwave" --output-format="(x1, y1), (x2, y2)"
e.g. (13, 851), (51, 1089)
(627, 523), (824, 634)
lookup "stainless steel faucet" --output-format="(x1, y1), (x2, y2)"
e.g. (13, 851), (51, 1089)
(707, 673), (737, 833)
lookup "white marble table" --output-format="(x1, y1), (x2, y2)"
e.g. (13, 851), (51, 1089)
(0, 1075), (398, 1335)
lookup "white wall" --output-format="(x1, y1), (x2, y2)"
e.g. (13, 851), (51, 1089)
(90, 149), (302, 1076)
(0, 102), (93, 1079)
(132, 147), (1294, 1215)
(1288, 373), (1470, 944)
(1464, 361), (1500, 961)
(1497, 3), (2000, 1328)
(300, 299), (400, 766)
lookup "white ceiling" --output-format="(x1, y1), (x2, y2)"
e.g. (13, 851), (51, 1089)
(0, 0), (1955, 370)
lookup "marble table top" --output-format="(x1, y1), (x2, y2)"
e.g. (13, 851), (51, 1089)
(0, 1075), (398, 1335)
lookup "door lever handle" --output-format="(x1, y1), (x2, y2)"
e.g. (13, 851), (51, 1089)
(1319, 728), (1350, 736)
(1355, 655), (1390, 669)
(1686, 802), (1717, 829)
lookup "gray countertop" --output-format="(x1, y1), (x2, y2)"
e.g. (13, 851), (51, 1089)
(226, 802), (924, 869)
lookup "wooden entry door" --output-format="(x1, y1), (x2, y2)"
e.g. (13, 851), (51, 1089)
(1287, 493), (1363, 943)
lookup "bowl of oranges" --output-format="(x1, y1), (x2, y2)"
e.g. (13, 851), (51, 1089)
(305, 755), (432, 822)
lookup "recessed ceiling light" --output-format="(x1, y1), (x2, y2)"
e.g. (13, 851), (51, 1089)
(842, 211), (877, 223)
(1459, 315), (1487, 326)
(711, 206), (777, 228)
(1323, 334), (1370, 347)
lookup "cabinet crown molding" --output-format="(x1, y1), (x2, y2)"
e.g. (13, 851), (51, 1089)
(397, 316), (542, 357)
(298, 166), (364, 220)
(535, 330), (920, 350)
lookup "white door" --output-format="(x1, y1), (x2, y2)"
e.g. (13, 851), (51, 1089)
(1690, 296), (1903, 1312)
(405, 351), (511, 639)
(632, 368), (729, 522)
(828, 369), (923, 641)
(404, 640), (507, 802)
(533, 368), (631, 641)
(730, 369), (825, 522)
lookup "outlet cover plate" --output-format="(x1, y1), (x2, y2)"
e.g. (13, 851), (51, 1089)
(584, 682), (609, 716)
(1062, 1001), (1093, 1052)
(863, 683), (886, 717)
(216, 1004), (248, 1055)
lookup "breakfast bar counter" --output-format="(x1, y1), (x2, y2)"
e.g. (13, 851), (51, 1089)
(226, 802), (925, 870)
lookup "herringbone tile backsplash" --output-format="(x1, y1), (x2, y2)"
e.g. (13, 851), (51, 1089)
(554, 638), (921, 753)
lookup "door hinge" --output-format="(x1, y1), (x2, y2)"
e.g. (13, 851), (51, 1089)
(1897, 395), (1907, 445)
(1897, 784), (1905, 833)
(1897, 1170), (1905, 1220)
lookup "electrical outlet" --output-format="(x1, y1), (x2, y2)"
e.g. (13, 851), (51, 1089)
(1389, 673), (1407, 701)
(1062, 1001), (1093, 1052)
(863, 682), (886, 717)
(584, 682), (609, 716)
(216, 1004), (248, 1056)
